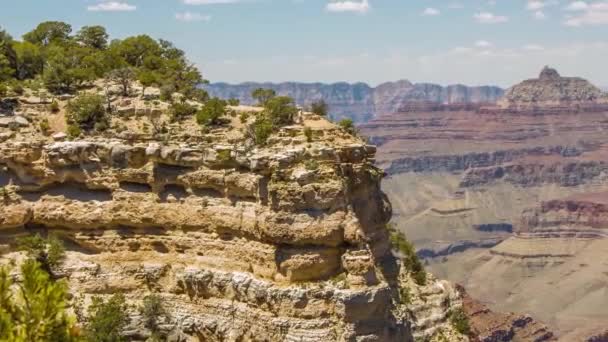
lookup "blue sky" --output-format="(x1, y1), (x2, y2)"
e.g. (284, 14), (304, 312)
(1, 0), (608, 87)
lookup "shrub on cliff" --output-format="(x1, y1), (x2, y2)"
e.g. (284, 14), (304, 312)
(338, 118), (355, 135)
(310, 100), (328, 116)
(196, 97), (226, 126)
(66, 93), (108, 131)
(251, 88), (276, 106)
(84, 294), (130, 342)
(264, 96), (298, 126)
(449, 308), (471, 336)
(387, 224), (427, 285)
(140, 294), (169, 339)
(252, 116), (273, 145)
(0, 260), (77, 341)
(17, 233), (66, 276)
(169, 102), (197, 121)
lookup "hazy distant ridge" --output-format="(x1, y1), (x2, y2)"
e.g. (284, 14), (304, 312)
(204, 80), (504, 123)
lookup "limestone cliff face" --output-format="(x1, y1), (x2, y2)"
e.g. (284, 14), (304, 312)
(204, 81), (504, 123)
(0, 91), (466, 341)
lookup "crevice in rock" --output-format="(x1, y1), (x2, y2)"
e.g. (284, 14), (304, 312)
(119, 181), (153, 193)
(19, 181), (113, 202)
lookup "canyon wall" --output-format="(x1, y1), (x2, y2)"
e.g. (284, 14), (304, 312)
(0, 88), (468, 341)
(205, 81), (504, 123)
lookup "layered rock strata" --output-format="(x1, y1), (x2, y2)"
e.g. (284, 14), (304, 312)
(0, 92), (467, 341)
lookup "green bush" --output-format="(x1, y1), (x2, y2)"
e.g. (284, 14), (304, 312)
(17, 233), (65, 274)
(449, 308), (471, 336)
(228, 98), (240, 106)
(66, 93), (107, 130)
(67, 124), (81, 139)
(159, 85), (174, 102)
(239, 112), (250, 124)
(264, 96), (298, 126)
(338, 118), (355, 135)
(169, 102), (197, 121)
(252, 116), (273, 145)
(251, 88), (276, 106)
(39, 118), (50, 135)
(140, 295), (168, 335)
(0, 260), (77, 341)
(387, 224), (426, 285)
(310, 100), (328, 116)
(305, 159), (318, 171)
(196, 97), (226, 126)
(85, 294), (130, 342)
(49, 100), (60, 113)
(12, 83), (24, 96)
(0, 83), (7, 97)
(303, 127), (313, 142)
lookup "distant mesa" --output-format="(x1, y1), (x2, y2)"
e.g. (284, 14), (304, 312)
(488, 66), (608, 113)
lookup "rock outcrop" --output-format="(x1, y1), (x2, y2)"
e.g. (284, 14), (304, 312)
(0, 87), (468, 341)
(204, 81), (504, 123)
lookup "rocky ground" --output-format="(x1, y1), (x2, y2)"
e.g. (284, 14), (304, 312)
(0, 81), (470, 341)
(359, 68), (608, 341)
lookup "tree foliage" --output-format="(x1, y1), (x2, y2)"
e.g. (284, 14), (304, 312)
(17, 233), (66, 275)
(0, 260), (77, 341)
(0, 22), (206, 96)
(251, 88), (276, 106)
(387, 224), (427, 286)
(264, 96), (297, 126)
(84, 294), (130, 342)
(196, 97), (226, 126)
(66, 93), (107, 130)
(310, 99), (328, 116)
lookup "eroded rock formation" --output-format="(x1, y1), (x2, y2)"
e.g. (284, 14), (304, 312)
(0, 88), (468, 341)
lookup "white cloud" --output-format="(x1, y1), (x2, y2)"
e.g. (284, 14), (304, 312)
(475, 40), (492, 47)
(527, 1), (546, 10)
(422, 7), (440, 16)
(175, 12), (211, 22)
(87, 1), (136, 12)
(326, 0), (370, 14)
(534, 10), (547, 19)
(183, 0), (240, 4)
(474, 12), (509, 23)
(564, 2), (608, 26)
(565, 1), (589, 11)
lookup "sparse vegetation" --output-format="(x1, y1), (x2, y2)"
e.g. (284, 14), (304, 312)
(84, 294), (131, 342)
(49, 99), (60, 112)
(338, 118), (356, 135)
(227, 98), (240, 106)
(169, 101), (197, 121)
(251, 116), (273, 145)
(67, 124), (81, 139)
(310, 99), (328, 116)
(399, 286), (412, 305)
(196, 97), (226, 126)
(17, 233), (66, 275)
(303, 126), (313, 142)
(305, 159), (318, 171)
(140, 294), (168, 339)
(66, 93), (107, 131)
(264, 96), (298, 126)
(387, 224), (426, 285)
(251, 88), (276, 106)
(449, 308), (471, 336)
(39, 117), (50, 135)
(239, 111), (250, 123)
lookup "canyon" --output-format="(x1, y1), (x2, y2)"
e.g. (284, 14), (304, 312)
(0, 81), (470, 341)
(360, 67), (608, 340)
(205, 81), (504, 123)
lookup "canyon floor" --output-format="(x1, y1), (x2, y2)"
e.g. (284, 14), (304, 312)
(360, 68), (608, 340)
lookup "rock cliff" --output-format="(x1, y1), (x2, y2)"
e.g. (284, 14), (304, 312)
(0, 84), (467, 341)
(204, 81), (504, 123)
